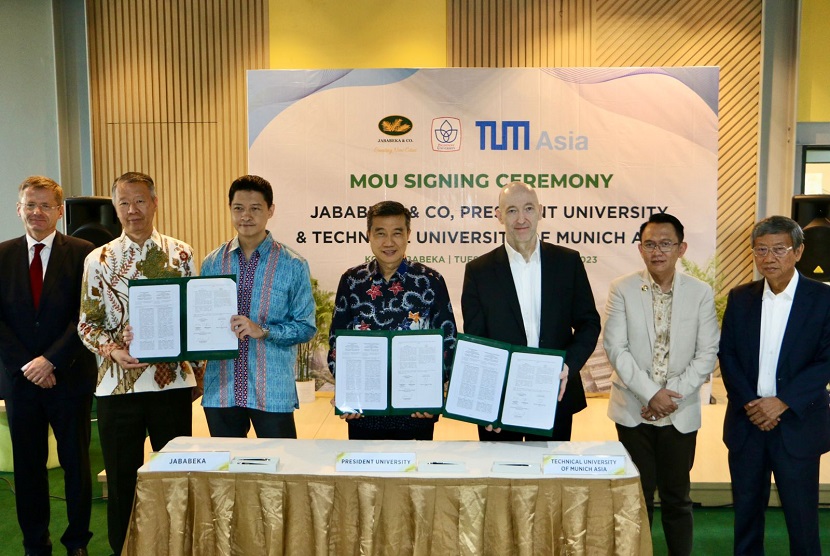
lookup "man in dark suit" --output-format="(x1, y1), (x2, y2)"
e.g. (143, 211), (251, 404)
(461, 181), (601, 441)
(0, 176), (96, 556)
(720, 215), (830, 556)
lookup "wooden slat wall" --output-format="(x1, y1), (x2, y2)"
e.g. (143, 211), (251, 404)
(448, 0), (762, 290)
(86, 0), (269, 266)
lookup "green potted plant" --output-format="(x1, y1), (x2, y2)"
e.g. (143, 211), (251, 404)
(681, 255), (727, 405)
(681, 256), (727, 324)
(295, 278), (335, 403)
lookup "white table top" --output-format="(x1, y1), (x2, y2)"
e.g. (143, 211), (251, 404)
(140, 437), (637, 480)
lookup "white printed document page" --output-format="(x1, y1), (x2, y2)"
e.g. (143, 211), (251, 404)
(335, 335), (389, 413)
(186, 277), (238, 352)
(500, 351), (563, 431)
(129, 283), (181, 359)
(390, 334), (444, 410)
(444, 339), (509, 423)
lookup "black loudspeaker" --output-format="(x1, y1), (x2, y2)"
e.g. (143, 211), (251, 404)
(792, 195), (830, 282)
(64, 197), (122, 247)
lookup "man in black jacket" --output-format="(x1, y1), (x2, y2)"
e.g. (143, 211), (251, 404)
(0, 176), (96, 556)
(461, 181), (600, 441)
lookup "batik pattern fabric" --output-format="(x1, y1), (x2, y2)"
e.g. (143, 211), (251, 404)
(78, 230), (200, 396)
(649, 274), (674, 426)
(232, 250), (260, 407)
(201, 233), (316, 413)
(328, 258), (457, 431)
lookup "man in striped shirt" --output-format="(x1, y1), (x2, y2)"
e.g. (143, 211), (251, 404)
(201, 175), (316, 438)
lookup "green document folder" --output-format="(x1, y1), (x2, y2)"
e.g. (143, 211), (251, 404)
(127, 275), (238, 363)
(443, 333), (566, 436)
(333, 329), (445, 416)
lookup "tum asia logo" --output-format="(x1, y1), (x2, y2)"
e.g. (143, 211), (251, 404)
(431, 117), (461, 152)
(475, 120), (588, 151)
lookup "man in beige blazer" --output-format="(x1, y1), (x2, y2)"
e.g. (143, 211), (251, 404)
(603, 213), (719, 556)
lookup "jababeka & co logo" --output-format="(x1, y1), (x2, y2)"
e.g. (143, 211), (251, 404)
(378, 115), (413, 136)
(377, 115), (415, 146)
(431, 117), (461, 152)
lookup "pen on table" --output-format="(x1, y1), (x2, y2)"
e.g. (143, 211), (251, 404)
(427, 461), (457, 465)
(501, 463), (532, 467)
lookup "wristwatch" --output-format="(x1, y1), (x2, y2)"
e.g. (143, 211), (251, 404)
(260, 325), (270, 339)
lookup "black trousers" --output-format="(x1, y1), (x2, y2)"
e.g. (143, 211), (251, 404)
(729, 426), (821, 556)
(97, 387), (193, 556)
(477, 411), (573, 442)
(204, 406), (297, 438)
(616, 422), (697, 556)
(5, 393), (93, 556)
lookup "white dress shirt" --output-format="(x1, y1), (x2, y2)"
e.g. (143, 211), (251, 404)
(505, 237), (542, 347)
(757, 272), (799, 397)
(26, 230), (56, 278)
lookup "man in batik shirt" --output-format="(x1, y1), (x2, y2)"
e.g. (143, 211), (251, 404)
(78, 172), (202, 556)
(328, 201), (456, 440)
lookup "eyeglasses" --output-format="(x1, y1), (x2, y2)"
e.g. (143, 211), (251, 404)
(19, 203), (60, 213)
(752, 245), (793, 258)
(641, 241), (679, 253)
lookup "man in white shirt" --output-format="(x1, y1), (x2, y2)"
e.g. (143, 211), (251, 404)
(461, 181), (600, 441)
(604, 213), (719, 556)
(720, 215), (830, 555)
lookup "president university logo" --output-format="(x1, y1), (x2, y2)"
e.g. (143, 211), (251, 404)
(431, 117), (461, 152)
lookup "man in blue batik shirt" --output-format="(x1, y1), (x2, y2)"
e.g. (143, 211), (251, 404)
(328, 201), (457, 440)
(201, 175), (316, 438)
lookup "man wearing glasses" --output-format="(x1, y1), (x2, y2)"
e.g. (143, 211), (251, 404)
(0, 176), (96, 556)
(720, 215), (830, 556)
(603, 212), (719, 556)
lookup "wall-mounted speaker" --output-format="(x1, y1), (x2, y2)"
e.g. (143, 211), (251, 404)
(64, 197), (122, 247)
(792, 195), (830, 282)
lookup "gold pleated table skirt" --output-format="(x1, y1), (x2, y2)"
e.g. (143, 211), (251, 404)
(124, 471), (651, 555)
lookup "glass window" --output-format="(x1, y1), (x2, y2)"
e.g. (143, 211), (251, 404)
(803, 147), (830, 194)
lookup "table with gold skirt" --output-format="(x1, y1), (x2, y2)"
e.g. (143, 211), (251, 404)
(125, 438), (652, 556)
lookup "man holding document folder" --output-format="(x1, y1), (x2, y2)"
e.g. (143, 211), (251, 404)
(328, 201), (457, 440)
(78, 171), (201, 556)
(200, 175), (316, 438)
(461, 181), (601, 441)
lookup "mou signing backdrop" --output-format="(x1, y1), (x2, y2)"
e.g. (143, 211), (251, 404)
(248, 68), (719, 392)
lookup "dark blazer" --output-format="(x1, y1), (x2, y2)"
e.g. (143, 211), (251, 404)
(719, 274), (830, 459)
(461, 241), (601, 418)
(0, 232), (96, 400)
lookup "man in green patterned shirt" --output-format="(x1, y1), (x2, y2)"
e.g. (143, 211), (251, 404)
(78, 171), (201, 556)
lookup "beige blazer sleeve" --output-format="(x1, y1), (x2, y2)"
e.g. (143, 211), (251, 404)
(603, 270), (720, 433)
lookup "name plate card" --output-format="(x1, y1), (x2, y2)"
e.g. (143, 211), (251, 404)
(335, 452), (417, 472)
(542, 455), (626, 476)
(146, 451), (231, 472)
